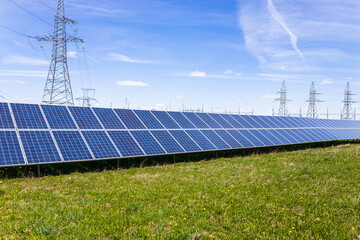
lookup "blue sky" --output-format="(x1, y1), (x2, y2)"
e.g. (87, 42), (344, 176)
(0, 0), (359, 117)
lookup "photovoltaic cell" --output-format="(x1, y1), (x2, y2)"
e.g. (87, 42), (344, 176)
(186, 130), (216, 150)
(169, 130), (201, 152)
(231, 115), (254, 128)
(134, 110), (164, 129)
(11, 103), (47, 129)
(250, 116), (272, 128)
(259, 130), (282, 145)
(239, 130), (265, 147)
(167, 112), (196, 129)
(82, 131), (120, 159)
(20, 131), (61, 164)
(92, 108), (125, 129)
(182, 112), (209, 128)
(151, 111), (181, 129)
(68, 106), (102, 129)
(241, 115), (263, 128)
(0, 103), (14, 129)
(130, 131), (166, 155)
(220, 114), (244, 128)
(53, 131), (93, 161)
(196, 113), (222, 128)
(227, 130), (254, 148)
(214, 130), (243, 148)
(208, 113), (233, 128)
(201, 130), (230, 149)
(267, 129), (291, 144)
(108, 131), (144, 157)
(151, 130), (184, 153)
(114, 109), (146, 129)
(0, 131), (24, 166)
(250, 130), (274, 146)
(41, 105), (77, 129)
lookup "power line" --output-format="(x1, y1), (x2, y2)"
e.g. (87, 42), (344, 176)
(0, 24), (29, 37)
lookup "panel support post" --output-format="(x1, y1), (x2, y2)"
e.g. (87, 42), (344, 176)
(37, 165), (41, 178)
(117, 159), (120, 169)
(216, 151), (218, 158)
(173, 155), (176, 164)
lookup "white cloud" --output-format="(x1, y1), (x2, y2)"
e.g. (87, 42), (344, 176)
(189, 71), (207, 77)
(0, 70), (47, 77)
(176, 96), (186, 100)
(108, 53), (153, 64)
(224, 69), (235, 74)
(155, 103), (166, 107)
(116, 80), (148, 87)
(2, 56), (49, 66)
(262, 94), (279, 99)
(347, 76), (352, 80)
(321, 78), (333, 85)
(67, 51), (78, 59)
(68, 3), (124, 15)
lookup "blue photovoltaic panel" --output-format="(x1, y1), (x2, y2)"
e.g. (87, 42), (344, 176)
(282, 117), (300, 128)
(169, 130), (201, 152)
(208, 113), (233, 128)
(134, 110), (164, 129)
(280, 129), (302, 143)
(41, 105), (77, 129)
(201, 130), (230, 149)
(196, 113), (222, 128)
(182, 112), (210, 129)
(231, 115), (254, 128)
(0, 131), (24, 166)
(151, 130), (184, 153)
(256, 116), (276, 128)
(220, 114), (244, 128)
(267, 129), (291, 144)
(108, 131), (144, 157)
(168, 112), (196, 129)
(259, 130), (282, 145)
(312, 129), (330, 141)
(151, 111), (181, 129)
(227, 130), (255, 148)
(249, 116), (272, 128)
(0, 103), (14, 129)
(130, 131), (166, 155)
(11, 103), (47, 129)
(250, 130), (274, 146)
(92, 108), (125, 129)
(239, 130), (265, 147)
(114, 109), (146, 129)
(265, 116), (285, 128)
(214, 130), (243, 148)
(290, 129), (312, 142)
(186, 130), (216, 150)
(241, 115), (263, 128)
(82, 131), (120, 159)
(53, 131), (93, 161)
(20, 131), (61, 164)
(68, 106), (102, 129)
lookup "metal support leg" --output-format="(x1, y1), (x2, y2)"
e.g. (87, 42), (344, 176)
(37, 165), (41, 178)
(173, 155), (176, 163)
(117, 159), (120, 169)
(216, 151), (218, 158)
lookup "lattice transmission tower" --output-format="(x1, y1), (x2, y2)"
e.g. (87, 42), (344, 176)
(276, 80), (291, 116)
(341, 82), (357, 120)
(306, 81), (322, 118)
(76, 88), (97, 107)
(30, 0), (84, 105)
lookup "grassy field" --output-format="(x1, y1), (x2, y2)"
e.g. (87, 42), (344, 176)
(1, 144), (360, 239)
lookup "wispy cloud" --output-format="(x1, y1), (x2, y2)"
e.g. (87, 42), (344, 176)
(262, 94), (279, 99)
(321, 78), (333, 85)
(176, 96), (186, 101)
(116, 80), (148, 87)
(0, 70), (47, 77)
(108, 53), (154, 64)
(189, 71), (207, 78)
(2, 56), (48, 66)
(68, 3), (123, 15)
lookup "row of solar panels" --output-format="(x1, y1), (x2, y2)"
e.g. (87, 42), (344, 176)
(1, 102), (360, 130)
(0, 102), (359, 167)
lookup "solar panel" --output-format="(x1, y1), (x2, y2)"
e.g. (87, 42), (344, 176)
(11, 103), (48, 129)
(231, 115), (254, 128)
(196, 113), (222, 128)
(20, 131), (61, 164)
(260, 130), (283, 145)
(168, 130), (201, 152)
(151, 130), (184, 153)
(167, 112), (196, 129)
(108, 131), (144, 157)
(239, 130), (265, 147)
(241, 115), (263, 128)
(130, 130), (166, 155)
(114, 109), (146, 129)
(227, 130), (254, 148)
(151, 111), (181, 129)
(214, 130), (243, 148)
(82, 131), (120, 159)
(0, 103), (14, 129)
(182, 112), (210, 129)
(208, 113), (233, 128)
(200, 130), (230, 149)
(186, 130), (217, 150)
(0, 131), (24, 166)
(53, 131), (93, 161)
(220, 114), (244, 128)
(250, 116), (272, 128)
(133, 110), (164, 129)
(92, 108), (126, 129)
(41, 105), (77, 129)
(68, 106), (102, 129)
(249, 130), (274, 146)
(267, 129), (291, 144)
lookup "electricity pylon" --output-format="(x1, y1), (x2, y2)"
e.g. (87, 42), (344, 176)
(341, 82), (357, 120)
(30, 0), (84, 105)
(306, 81), (322, 118)
(76, 88), (97, 107)
(276, 80), (291, 116)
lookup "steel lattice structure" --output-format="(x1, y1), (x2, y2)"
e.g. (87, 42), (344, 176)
(76, 88), (97, 107)
(276, 80), (290, 117)
(30, 0), (84, 105)
(342, 82), (357, 120)
(306, 81), (322, 118)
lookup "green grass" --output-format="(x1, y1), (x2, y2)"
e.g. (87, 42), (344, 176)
(1, 144), (360, 239)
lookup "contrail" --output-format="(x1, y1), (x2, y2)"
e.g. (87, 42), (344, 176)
(267, 0), (308, 67)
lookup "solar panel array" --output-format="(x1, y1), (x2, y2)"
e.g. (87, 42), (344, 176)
(1, 102), (360, 167)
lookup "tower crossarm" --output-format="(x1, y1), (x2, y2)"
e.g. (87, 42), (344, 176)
(29, 35), (84, 43)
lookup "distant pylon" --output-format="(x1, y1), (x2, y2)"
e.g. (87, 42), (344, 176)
(341, 82), (357, 120)
(76, 88), (97, 107)
(30, 0), (84, 105)
(276, 80), (291, 116)
(306, 81), (322, 118)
